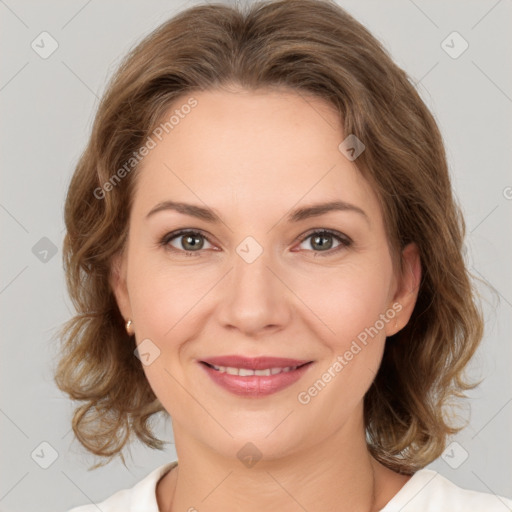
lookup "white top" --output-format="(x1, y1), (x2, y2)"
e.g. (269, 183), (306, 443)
(67, 460), (512, 512)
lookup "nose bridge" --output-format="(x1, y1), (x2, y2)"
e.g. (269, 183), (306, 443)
(217, 235), (289, 334)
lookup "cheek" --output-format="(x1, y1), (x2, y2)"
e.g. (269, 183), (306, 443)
(126, 250), (207, 338)
(128, 250), (395, 345)
(294, 264), (394, 419)
(296, 258), (394, 349)
(126, 260), (199, 406)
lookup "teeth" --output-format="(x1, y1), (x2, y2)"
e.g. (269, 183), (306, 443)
(210, 364), (300, 376)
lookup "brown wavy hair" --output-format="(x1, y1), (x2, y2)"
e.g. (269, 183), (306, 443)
(53, 0), (485, 473)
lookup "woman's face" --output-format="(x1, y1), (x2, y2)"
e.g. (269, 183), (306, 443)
(111, 87), (420, 461)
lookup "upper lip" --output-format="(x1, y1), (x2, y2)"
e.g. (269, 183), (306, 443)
(200, 356), (313, 370)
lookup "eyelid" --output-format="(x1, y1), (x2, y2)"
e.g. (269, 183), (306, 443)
(160, 228), (215, 251)
(295, 227), (352, 246)
(159, 227), (352, 256)
(293, 228), (352, 257)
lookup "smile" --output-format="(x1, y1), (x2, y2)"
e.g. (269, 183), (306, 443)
(205, 363), (305, 376)
(198, 357), (314, 397)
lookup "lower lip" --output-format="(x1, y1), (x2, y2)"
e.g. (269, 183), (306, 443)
(199, 362), (313, 397)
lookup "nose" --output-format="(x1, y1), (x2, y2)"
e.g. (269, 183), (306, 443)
(215, 244), (291, 337)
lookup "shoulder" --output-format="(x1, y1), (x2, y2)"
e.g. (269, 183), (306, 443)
(65, 461), (178, 512)
(381, 468), (512, 512)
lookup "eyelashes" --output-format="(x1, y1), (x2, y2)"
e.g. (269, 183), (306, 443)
(294, 229), (352, 256)
(158, 228), (353, 258)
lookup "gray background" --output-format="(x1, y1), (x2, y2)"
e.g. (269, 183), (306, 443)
(1, 0), (511, 511)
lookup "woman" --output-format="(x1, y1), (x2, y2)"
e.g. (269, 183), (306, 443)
(55, 0), (512, 510)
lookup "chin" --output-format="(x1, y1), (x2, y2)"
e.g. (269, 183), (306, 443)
(207, 420), (312, 465)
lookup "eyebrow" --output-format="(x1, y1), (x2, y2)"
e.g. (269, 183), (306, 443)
(145, 200), (369, 224)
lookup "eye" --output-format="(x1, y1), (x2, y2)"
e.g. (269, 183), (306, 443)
(159, 228), (352, 258)
(295, 229), (352, 256)
(159, 229), (214, 257)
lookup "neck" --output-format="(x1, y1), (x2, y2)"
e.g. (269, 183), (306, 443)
(156, 420), (407, 512)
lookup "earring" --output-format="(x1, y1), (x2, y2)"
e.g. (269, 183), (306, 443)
(125, 319), (134, 336)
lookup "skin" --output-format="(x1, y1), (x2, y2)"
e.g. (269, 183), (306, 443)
(110, 86), (421, 512)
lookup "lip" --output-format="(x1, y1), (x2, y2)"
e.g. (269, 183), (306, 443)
(200, 355), (311, 370)
(198, 356), (314, 397)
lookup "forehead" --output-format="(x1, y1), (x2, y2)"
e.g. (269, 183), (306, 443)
(132, 87), (380, 222)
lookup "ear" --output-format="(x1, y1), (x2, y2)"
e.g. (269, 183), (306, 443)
(385, 242), (422, 337)
(109, 251), (132, 322)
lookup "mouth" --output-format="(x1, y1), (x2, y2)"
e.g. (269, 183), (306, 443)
(198, 356), (314, 397)
(200, 361), (311, 376)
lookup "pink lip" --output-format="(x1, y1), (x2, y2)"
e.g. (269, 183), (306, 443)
(198, 356), (314, 397)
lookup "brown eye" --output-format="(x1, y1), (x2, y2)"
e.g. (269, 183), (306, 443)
(160, 230), (214, 256)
